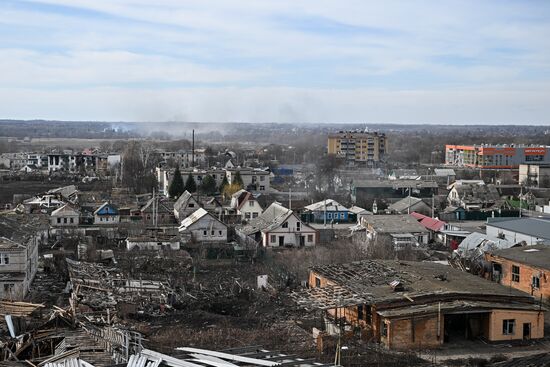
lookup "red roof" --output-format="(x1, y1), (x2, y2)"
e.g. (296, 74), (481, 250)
(410, 212), (446, 232)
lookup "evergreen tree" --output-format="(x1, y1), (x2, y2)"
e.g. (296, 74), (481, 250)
(201, 174), (217, 195)
(168, 167), (184, 198)
(233, 170), (244, 187)
(184, 173), (197, 193)
(219, 174), (229, 193)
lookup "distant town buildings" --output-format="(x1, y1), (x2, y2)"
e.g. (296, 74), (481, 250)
(445, 144), (550, 169)
(327, 130), (387, 166)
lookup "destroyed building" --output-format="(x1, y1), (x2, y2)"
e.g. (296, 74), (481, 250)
(0, 237), (38, 300)
(293, 260), (545, 350)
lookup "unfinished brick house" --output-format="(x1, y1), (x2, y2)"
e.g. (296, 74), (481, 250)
(294, 260), (545, 350)
(485, 245), (550, 304)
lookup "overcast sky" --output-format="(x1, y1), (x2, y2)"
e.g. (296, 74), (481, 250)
(1, 0), (550, 124)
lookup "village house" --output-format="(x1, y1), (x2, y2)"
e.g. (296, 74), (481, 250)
(202, 197), (223, 216)
(447, 182), (501, 210)
(303, 199), (351, 223)
(179, 208), (228, 244)
(348, 205), (372, 224)
(230, 189), (263, 221)
(295, 260), (545, 350)
(93, 202), (120, 224)
(360, 214), (430, 249)
(0, 237), (38, 300)
(485, 217), (550, 245)
(50, 203), (80, 227)
(486, 245), (550, 304)
(238, 202), (317, 247)
(173, 191), (201, 221)
(141, 197), (176, 226)
(22, 194), (64, 214)
(387, 196), (432, 216)
(409, 212), (447, 242)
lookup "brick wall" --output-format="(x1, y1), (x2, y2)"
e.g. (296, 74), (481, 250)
(485, 253), (550, 303)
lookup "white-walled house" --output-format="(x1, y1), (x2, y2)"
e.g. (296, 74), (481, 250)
(486, 217), (550, 245)
(179, 208), (228, 244)
(225, 167), (270, 192)
(50, 204), (80, 227)
(230, 189), (263, 220)
(238, 202), (317, 248)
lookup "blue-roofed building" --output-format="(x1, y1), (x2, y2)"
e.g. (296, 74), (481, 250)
(303, 199), (351, 223)
(93, 201), (120, 224)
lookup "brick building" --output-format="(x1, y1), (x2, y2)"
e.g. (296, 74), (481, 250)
(485, 245), (550, 304)
(294, 260), (545, 350)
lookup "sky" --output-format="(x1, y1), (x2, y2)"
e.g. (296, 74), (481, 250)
(1, 0), (550, 124)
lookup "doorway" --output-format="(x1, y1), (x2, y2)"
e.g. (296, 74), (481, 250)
(278, 236), (284, 247)
(299, 236), (305, 247)
(523, 323), (531, 340)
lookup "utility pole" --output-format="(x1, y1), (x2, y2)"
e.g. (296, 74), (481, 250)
(324, 198), (327, 228)
(191, 129), (195, 168)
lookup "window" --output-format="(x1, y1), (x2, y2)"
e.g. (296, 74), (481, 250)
(259, 185), (265, 191)
(64, 218), (67, 224)
(503, 319), (515, 335)
(70, 218), (74, 224)
(0, 254), (9, 265)
(249, 201), (254, 207)
(245, 213), (251, 219)
(252, 212), (259, 218)
(271, 235), (276, 243)
(327, 213), (332, 219)
(296, 222), (301, 231)
(203, 230), (207, 235)
(282, 221), (288, 228)
(357, 305), (363, 320)
(512, 265), (520, 282)
(307, 234), (314, 242)
(219, 230), (222, 236)
(532, 276), (540, 289)
(189, 203), (195, 208)
(381, 322), (388, 337)
(315, 277), (321, 287)
(3, 284), (14, 293)
(57, 218), (61, 224)
(260, 175), (265, 181)
(211, 230), (214, 235)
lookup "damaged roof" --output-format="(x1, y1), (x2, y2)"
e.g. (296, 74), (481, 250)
(308, 260), (535, 305)
(239, 202), (294, 235)
(488, 244), (550, 270)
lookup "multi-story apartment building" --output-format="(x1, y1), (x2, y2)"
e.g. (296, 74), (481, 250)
(327, 130), (387, 166)
(445, 145), (550, 169)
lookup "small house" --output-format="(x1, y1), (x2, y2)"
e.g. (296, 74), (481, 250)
(93, 202), (120, 224)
